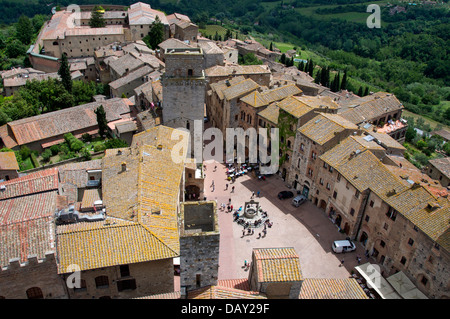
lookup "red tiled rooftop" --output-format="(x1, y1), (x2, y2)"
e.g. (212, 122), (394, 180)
(0, 168), (58, 200)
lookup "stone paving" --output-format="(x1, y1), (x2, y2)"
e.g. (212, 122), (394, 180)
(202, 160), (368, 281)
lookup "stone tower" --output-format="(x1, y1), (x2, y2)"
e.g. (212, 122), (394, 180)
(161, 48), (206, 156)
(179, 201), (219, 295)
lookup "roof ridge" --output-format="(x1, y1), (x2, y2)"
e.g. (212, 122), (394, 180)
(57, 219), (140, 235)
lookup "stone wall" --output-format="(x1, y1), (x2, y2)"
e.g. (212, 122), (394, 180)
(179, 232), (220, 291)
(0, 253), (67, 299)
(64, 259), (174, 299)
(179, 201), (219, 292)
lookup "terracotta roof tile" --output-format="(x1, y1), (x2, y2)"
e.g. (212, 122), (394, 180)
(298, 113), (359, 145)
(2, 98), (132, 146)
(241, 84), (302, 108)
(0, 168), (58, 200)
(222, 78), (259, 101)
(0, 216), (55, 267)
(253, 247), (303, 282)
(56, 220), (176, 273)
(299, 278), (369, 299)
(337, 92), (403, 124)
(258, 102), (279, 125)
(0, 152), (19, 171)
(428, 157), (450, 179)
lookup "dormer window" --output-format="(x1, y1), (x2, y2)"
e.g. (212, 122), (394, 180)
(188, 69), (193, 76)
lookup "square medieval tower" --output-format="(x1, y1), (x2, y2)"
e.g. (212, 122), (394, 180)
(161, 48), (206, 156)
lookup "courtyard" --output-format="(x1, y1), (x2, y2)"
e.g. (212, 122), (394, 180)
(202, 160), (367, 280)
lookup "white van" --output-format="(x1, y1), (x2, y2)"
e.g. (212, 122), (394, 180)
(332, 240), (356, 253)
(292, 195), (307, 207)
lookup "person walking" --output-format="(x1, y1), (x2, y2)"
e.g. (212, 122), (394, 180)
(257, 191), (260, 197)
(340, 258), (345, 267)
(251, 191), (255, 199)
(225, 184), (228, 190)
(231, 186), (235, 193)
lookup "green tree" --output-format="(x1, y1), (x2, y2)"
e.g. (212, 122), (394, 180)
(405, 126), (417, 143)
(58, 54), (72, 93)
(72, 80), (96, 105)
(41, 149), (52, 162)
(6, 39), (26, 58)
(104, 138), (128, 149)
(357, 86), (363, 96)
(16, 15), (33, 45)
(364, 86), (369, 96)
(143, 15), (164, 50)
(81, 147), (91, 161)
(239, 53), (263, 65)
(89, 6), (106, 28)
(280, 53), (286, 65)
(95, 105), (108, 137)
(269, 42), (273, 51)
(19, 145), (31, 159)
(443, 142), (450, 156)
(308, 59), (314, 77)
(341, 70), (347, 90)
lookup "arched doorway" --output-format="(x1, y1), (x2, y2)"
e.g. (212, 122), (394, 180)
(185, 185), (200, 201)
(335, 215), (342, 228)
(360, 231), (369, 246)
(343, 223), (350, 235)
(302, 185), (309, 198)
(26, 287), (43, 299)
(319, 199), (327, 211)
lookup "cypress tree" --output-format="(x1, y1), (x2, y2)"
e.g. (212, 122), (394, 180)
(280, 53), (286, 65)
(298, 61), (304, 72)
(147, 16), (164, 49)
(308, 59), (314, 77)
(341, 70), (348, 90)
(357, 86), (363, 96)
(58, 53), (72, 93)
(314, 68), (322, 84)
(364, 86), (370, 96)
(269, 42), (273, 51)
(89, 6), (106, 28)
(95, 105), (108, 138)
(332, 72), (340, 92)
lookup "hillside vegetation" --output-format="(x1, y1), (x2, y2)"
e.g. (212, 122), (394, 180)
(0, 0), (449, 127)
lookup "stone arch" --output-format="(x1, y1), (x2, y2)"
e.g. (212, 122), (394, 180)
(343, 222), (350, 235)
(319, 199), (327, 211)
(185, 185), (200, 200)
(360, 231), (369, 246)
(335, 214), (342, 228)
(26, 287), (43, 299)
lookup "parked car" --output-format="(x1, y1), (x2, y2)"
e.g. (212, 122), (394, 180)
(332, 240), (356, 253)
(292, 195), (307, 207)
(278, 190), (294, 199)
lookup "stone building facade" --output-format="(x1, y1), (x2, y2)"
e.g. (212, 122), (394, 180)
(161, 48), (206, 154)
(0, 253), (67, 299)
(61, 259), (174, 299)
(179, 201), (219, 293)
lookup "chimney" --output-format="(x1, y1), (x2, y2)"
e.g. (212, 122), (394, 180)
(121, 162), (127, 172)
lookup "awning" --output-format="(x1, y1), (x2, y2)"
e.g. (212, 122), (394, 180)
(354, 262), (402, 299)
(386, 271), (428, 299)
